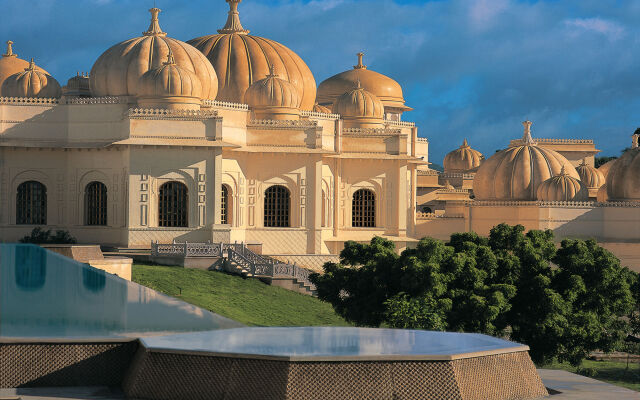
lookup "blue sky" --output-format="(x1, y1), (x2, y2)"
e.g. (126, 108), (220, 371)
(3, 0), (640, 163)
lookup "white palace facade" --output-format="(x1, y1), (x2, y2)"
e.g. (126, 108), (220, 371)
(3, 1), (640, 270)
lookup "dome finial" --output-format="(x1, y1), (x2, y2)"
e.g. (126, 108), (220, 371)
(218, 0), (250, 35)
(580, 157), (587, 166)
(164, 49), (175, 65)
(354, 52), (367, 70)
(560, 165), (566, 176)
(267, 63), (276, 77)
(356, 78), (361, 89)
(522, 120), (535, 145)
(3, 40), (16, 58)
(26, 58), (35, 71)
(143, 7), (167, 36)
(461, 138), (469, 147)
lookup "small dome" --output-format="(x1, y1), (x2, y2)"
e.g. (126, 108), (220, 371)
(606, 147), (640, 201)
(443, 139), (484, 173)
(0, 41), (32, 92)
(188, 0), (316, 110)
(597, 184), (608, 202)
(332, 81), (384, 129)
(90, 8), (218, 100)
(318, 52), (410, 114)
(473, 121), (580, 201)
(313, 103), (332, 114)
(598, 158), (617, 178)
(536, 167), (588, 201)
(576, 159), (605, 189)
(1, 58), (61, 98)
(62, 72), (90, 97)
(244, 66), (301, 120)
(138, 53), (203, 110)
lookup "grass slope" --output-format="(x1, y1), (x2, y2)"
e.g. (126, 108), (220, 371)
(132, 264), (349, 327)
(545, 360), (640, 392)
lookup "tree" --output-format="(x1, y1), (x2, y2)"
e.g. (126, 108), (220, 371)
(19, 227), (77, 244)
(311, 224), (639, 366)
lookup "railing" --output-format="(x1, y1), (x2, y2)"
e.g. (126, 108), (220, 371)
(151, 241), (317, 292)
(509, 138), (594, 146)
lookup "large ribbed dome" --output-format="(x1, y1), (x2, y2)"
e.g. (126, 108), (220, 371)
(536, 167), (588, 202)
(606, 147), (640, 201)
(1, 58), (61, 98)
(576, 159), (605, 189)
(473, 121), (579, 201)
(443, 139), (484, 173)
(598, 158), (617, 178)
(332, 82), (384, 129)
(0, 41), (54, 96)
(90, 8), (218, 100)
(317, 52), (410, 113)
(187, 0), (316, 110)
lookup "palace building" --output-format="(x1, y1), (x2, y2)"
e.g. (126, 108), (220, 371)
(2, 0), (640, 270)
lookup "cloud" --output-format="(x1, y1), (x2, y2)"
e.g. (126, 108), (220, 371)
(564, 17), (625, 40)
(468, 0), (510, 31)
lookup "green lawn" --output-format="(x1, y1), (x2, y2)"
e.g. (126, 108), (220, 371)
(132, 264), (350, 327)
(544, 359), (640, 392)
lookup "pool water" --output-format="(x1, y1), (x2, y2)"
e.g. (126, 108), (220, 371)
(0, 244), (241, 338)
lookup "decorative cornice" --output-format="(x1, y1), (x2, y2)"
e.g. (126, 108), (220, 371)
(300, 110), (340, 119)
(440, 171), (475, 179)
(63, 96), (128, 105)
(343, 127), (402, 137)
(385, 120), (415, 128)
(417, 169), (439, 176)
(416, 212), (465, 219)
(126, 108), (219, 120)
(509, 138), (595, 146)
(248, 119), (318, 130)
(0, 97), (59, 106)
(202, 99), (249, 111)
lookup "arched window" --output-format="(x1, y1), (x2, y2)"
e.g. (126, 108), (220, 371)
(264, 185), (290, 228)
(16, 181), (47, 225)
(85, 181), (107, 226)
(221, 184), (231, 225)
(352, 189), (375, 228)
(158, 181), (188, 227)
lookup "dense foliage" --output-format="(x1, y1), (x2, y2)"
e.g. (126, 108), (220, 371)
(311, 224), (638, 366)
(19, 227), (77, 244)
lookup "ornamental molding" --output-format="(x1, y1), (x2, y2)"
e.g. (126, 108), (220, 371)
(509, 138), (594, 146)
(63, 96), (128, 105)
(126, 108), (219, 120)
(440, 171), (476, 179)
(247, 119), (319, 130)
(471, 200), (640, 208)
(300, 110), (340, 119)
(0, 96), (59, 106)
(343, 127), (403, 137)
(384, 120), (415, 128)
(417, 169), (439, 176)
(202, 99), (249, 111)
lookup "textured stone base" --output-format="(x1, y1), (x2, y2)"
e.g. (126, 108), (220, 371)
(0, 341), (138, 388)
(123, 349), (548, 400)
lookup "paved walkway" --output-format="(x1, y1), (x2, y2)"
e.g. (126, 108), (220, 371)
(1, 370), (638, 399)
(538, 369), (640, 399)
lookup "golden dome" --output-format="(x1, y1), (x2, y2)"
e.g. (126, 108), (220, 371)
(90, 8), (218, 100)
(62, 72), (91, 97)
(576, 159), (605, 189)
(443, 139), (484, 173)
(598, 158), (617, 178)
(332, 81), (384, 129)
(606, 147), (640, 201)
(187, 0), (316, 110)
(313, 103), (332, 114)
(244, 65), (301, 120)
(0, 41), (32, 93)
(137, 53), (203, 110)
(1, 58), (61, 98)
(597, 184), (608, 202)
(536, 167), (588, 202)
(473, 121), (580, 201)
(317, 52), (410, 113)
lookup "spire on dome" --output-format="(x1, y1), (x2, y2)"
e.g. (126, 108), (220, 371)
(3, 41), (16, 58)
(218, 0), (250, 35)
(267, 63), (276, 77)
(164, 50), (176, 65)
(580, 158), (587, 166)
(354, 52), (367, 70)
(521, 120), (535, 145)
(461, 138), (469, 148)
(143, 8), (167, 36)
(26, 58), (35, 71)
(560, 165), (566, 176)
(355, 78), (361, 89)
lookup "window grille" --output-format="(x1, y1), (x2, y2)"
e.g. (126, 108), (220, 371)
(221, 185), (230, 225)
(159, 181), (188, 227)
(16, 181), (47, 225)
(264, 185), (290, 228)
(85, 181), (107, 226)
(352, 189), (375, 228)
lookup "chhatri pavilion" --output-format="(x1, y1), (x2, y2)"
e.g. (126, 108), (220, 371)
(2, 0), (640, 270)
